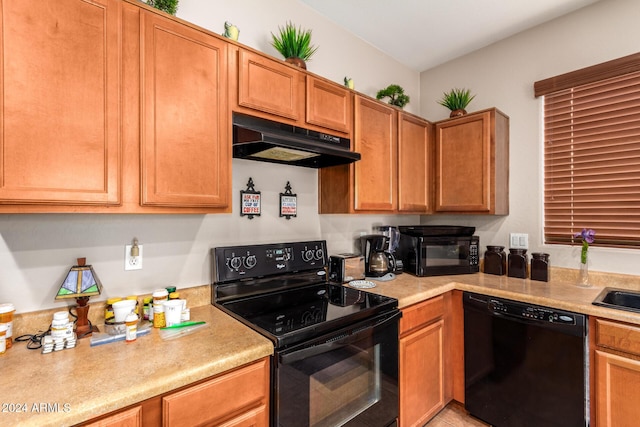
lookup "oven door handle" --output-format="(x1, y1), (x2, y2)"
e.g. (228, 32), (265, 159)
(279, 311), (400, 365)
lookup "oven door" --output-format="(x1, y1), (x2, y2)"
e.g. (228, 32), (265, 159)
(274, 311), (400, 427)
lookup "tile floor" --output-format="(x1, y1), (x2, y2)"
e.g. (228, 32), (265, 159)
(425, 402), (490, 427)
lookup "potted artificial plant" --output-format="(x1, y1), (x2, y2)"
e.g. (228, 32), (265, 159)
(271, 22), (318, 70)
(437, 88), (476, 117)
(376, 84), (410, 109)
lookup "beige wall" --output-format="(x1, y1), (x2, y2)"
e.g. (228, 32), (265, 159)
(419, 0), (640, 276)
(0, 0), (421, 313)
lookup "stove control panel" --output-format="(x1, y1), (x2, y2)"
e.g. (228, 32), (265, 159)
(213, 240), (327, 283)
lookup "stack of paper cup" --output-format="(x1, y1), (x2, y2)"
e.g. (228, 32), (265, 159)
(163, 299), (185, 327)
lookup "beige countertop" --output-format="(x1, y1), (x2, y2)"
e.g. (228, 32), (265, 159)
(2, 269), (640, 426)
(0, 305), (273, 427)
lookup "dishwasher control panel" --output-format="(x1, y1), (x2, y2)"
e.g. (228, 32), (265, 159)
(487, 297), (577, 324)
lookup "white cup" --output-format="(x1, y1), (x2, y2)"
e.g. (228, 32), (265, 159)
(163, 300), (184, 327)
(112, 299), (137, 323)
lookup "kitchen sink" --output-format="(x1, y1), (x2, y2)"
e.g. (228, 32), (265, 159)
(593, 287), (640, 313)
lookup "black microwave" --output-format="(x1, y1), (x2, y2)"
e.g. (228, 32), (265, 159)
(397, 225), (479, 276)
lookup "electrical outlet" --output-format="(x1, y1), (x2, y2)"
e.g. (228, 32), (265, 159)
(509, 233), (529, 249)
(125, 244), (143, 271)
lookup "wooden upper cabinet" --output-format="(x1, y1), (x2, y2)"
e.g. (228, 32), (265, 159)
(434, 108), (509, 214)
(0, 0), (121, 205)
(140, 9), (230, 208)
(353, 96), (397, 211)
(398, 113), (432, 213)
(306, 76), (352, 135)
(235, 49), (304, 122)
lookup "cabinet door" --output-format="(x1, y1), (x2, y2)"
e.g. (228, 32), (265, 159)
(398, 113), (431, 213)
(0, 0), (121, 205)
(306, 76), (352, 134)
(400, 319), (446, 427)
(595, 350), (640, 427)
(353, 96), (397, 211)
(162, 358), (269, 427)
(236, 49), (303, 121)
(140, 10), (229, 208)
(435, 111), (491, 212)
(83, 405), (143, 427)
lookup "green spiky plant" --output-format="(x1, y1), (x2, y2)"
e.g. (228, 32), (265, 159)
(147, 0), (179, 15)
(270, 22), (318, 62)
(437, 88), (476, 112)
(376, 84), (410, 108)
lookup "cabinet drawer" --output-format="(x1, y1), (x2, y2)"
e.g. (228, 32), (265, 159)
(596, 318), (640, 357)
(400, 295), (445, 336)
(162, 358), (269, 427)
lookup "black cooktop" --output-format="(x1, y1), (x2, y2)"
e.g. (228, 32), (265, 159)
(218, 281), (397, 348)
(211, 241), (398, 349)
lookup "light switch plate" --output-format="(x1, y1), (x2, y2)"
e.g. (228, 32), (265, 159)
(510, 233), (529, 249)
(125, 244), (143, 271)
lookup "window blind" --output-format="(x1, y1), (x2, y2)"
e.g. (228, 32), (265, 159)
(542, 70), (640, 248)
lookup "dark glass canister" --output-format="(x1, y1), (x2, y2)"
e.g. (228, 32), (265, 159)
(508, 248), (528, 279)
(484, 245), (507, 275)
(530, 253), (550, 282)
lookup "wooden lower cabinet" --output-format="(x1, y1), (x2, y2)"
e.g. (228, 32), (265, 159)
(79, 358), (269, 427)
(593, 318), (640, 427)
(399, 293), (453, 427)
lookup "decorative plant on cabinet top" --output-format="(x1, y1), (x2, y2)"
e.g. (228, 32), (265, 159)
(437, 88), (475, 117)
(376, 84), (410, 108)
(271, 21), (318, 70)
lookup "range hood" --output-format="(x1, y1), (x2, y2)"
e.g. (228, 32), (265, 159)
(232, 113), (361, 168)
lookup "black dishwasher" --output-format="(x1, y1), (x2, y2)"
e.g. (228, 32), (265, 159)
(463, 292), (587, 427)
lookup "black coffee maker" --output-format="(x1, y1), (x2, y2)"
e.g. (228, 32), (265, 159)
(360, 235), (394, 278)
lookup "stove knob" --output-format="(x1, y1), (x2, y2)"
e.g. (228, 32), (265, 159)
(314, 248), (324, 261)
(302, 250), (314, 262)
(244, 255), (257, 269)
(229, 256), (242, 270)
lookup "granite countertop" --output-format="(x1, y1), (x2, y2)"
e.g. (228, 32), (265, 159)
(0, 305), (273, 427)
(2, 270), (640, 426)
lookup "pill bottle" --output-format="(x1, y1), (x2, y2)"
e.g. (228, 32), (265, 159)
(169, 292), (180, 300)
(0, 324), (7, 355)
(142, 297), (152, 321)
(51, 311), (73, 340)
(125, 312), (138, 343)
(166, 286), (177, 295)
(153, 303), (165, 328)
(104, 297), (122, 322)
(0, 303), (16, 350)
(152, 289), (169, 304)
(126, 296), (140, 315)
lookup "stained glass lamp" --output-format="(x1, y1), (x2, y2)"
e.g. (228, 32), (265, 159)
(55, 258), (103, 338)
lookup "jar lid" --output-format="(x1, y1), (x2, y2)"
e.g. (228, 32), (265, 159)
(0, 303), (15, 314)
(143, 297), (152, 303)
(166, 286), (177, 293)
(169, 292), (179, 299)
(152, 289), (168, 298)
(125, 312), (138, 322)
(53, 311), (69, 321)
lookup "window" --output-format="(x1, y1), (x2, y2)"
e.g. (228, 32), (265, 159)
(535, 53), (640, 248)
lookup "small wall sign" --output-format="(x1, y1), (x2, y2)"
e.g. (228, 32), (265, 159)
(279, 181), (297, 220)
(240, 177), (261, 219)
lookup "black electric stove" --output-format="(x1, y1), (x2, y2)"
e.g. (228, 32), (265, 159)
(212, 240), (401, 427)
(211, 240), (398, 349)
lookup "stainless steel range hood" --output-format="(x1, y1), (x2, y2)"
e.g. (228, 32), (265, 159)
(232, 113), (360, 168)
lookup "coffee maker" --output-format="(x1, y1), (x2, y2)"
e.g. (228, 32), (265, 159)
(376, 225), (403, 274)
(360, 235), (395, 278)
